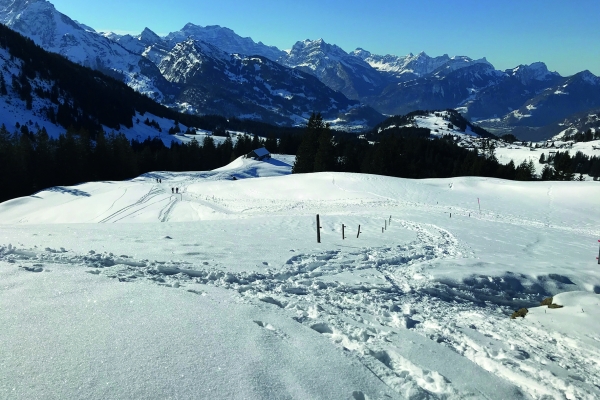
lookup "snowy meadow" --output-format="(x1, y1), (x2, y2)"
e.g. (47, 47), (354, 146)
(1, 155), (600, 399)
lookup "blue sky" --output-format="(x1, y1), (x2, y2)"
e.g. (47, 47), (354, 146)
(51, 0), (600, 76)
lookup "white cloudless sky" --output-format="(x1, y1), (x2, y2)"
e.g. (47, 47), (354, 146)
(50, 0), (600, 76)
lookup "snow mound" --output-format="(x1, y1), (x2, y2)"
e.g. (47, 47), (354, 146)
(212, 154), (294, 178)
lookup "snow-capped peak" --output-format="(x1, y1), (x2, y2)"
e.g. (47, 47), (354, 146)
(508, 62), (560, 84)
(352, 50), (470, 79)
(139, 27), (162, 44)
(164, 23), (285, 61)
(286, 38), (349, 64)
(0, 0), (166, 100)
(74, 20), (96, 33)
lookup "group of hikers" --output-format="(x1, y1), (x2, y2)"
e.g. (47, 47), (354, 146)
(154, 177), (180, 194)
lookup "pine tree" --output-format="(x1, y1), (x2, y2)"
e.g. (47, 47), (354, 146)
(553, 151), (574, 181)
(251, 134), (260, 150)
(202, 135), (217, 170)
(313, 128), (336, 172)
(0, 124), (15, 201)
(293, 113), (325, 174)
(527, 159), (536, 180)
(0, 73), (7, 96)
(264, 135), (278, 154)
(540, 164), (555, 181)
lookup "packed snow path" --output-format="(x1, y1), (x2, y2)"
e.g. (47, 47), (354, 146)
(1, 156), (600, 399)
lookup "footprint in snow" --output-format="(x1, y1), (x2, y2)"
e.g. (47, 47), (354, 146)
(254, 320), (276, 330)
(254, 320), (287, 339)
(352, 391), (368, 400)
(20, 265), (44, 273)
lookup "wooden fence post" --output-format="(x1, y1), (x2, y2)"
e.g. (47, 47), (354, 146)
(357, 225), (361, 238)
(342, 224), (346, 240)
(317, 214), (321, 243)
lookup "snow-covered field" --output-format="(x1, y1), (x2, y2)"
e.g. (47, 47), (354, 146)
(1, 155), (600, 399)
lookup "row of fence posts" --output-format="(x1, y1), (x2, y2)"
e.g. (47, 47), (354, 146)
(319, 217), (600, 265)
(304, 197), (482, 244)
(340, 224), (361, 239)
(316, 214), (391, 243)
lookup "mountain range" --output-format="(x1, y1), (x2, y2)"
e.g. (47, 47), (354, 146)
(1, 0), (599, 139)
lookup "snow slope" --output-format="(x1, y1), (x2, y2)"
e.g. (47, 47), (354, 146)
(1, 157), (600, 399)
(0, 0), (165, 100)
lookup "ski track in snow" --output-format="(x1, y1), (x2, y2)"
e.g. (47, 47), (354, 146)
(2, 217), (598, 399)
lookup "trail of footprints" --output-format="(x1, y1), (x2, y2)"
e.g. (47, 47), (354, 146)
(2, 220), (597, 398)
(0, 222), (461, 398)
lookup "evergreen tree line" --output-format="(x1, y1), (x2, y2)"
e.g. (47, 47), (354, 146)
(562, 129), (600, 143)
(293, 114), (600, 181)
(2, 113), (598, 204)
(0, 124), (303, 203)
(538, 150), (600, 181)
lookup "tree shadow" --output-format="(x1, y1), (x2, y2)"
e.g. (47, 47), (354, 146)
(44, 187), (91, 197)
(264, 158), (292, 168)
(426, 271), (580, 310)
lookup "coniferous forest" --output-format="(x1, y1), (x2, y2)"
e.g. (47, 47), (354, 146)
(2, 113), (600, 203)
(0, 125), (303, 203)
(292, 113), (600, 181)
(0, 24), (599, 204)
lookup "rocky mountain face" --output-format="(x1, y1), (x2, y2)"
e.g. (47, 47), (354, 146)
(0, 1), (380, 128)
(459, 62), (564, 121)
(352, 49), (491, 82)
(0, 0), (170, 101)
(476, 70), (600, 140)
(110, 28), (173, 66)
(158, 39), (383, 128)
(506, 71), (600, 126)
(367, 62), (505, 116)
(279, 39), (390, 101)
(551, 107), (600, 140)
(165, 23), (285, 61)
(2, 0), (600, 137)
(276, 38), (600, 137)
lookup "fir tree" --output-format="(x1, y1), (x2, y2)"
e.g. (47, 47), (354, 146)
(0, 73), (7, 96)
(541, 164), (555, 181)
(313, 128), (336, 172)
(293, 113), (326, 174)
(553, 151), (574, 181)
